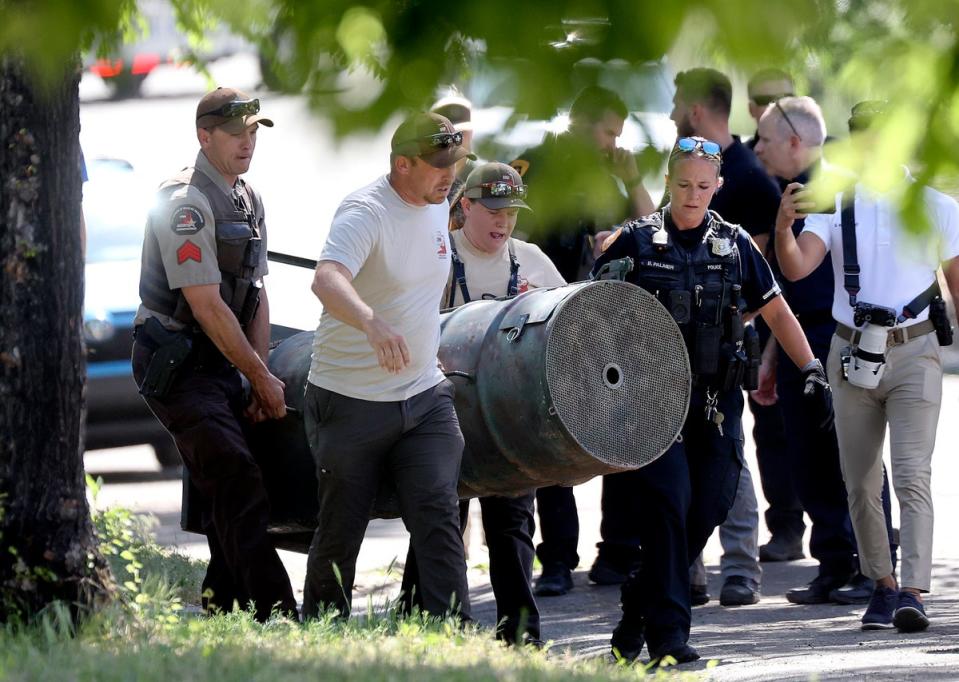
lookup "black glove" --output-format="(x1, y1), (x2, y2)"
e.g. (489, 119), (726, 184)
(802, 359), (834, 431)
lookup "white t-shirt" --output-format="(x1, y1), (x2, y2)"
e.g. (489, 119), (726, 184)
(802, 182), (959, 328)
(308, 175), (451, 401)
(445, 230), (567, 308)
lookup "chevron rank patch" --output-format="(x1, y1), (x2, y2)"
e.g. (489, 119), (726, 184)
(176, 240), (202, 265)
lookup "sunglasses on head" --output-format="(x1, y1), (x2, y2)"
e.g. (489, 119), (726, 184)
(774, 100), (803, 141)
(676, 137), (722, 157)
(198, 98), (260, 120)
(425, 131), (464, 148)
(465, 181), (527, 200)
(750, 93), (793, 106)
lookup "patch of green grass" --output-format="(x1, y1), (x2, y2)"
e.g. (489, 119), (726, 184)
(0, 502), (707, 680)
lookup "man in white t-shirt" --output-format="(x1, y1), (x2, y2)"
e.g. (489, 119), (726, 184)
(401, 161), (565, 645)
(302, 112), (476, 621)
(774, 101), (959, 633)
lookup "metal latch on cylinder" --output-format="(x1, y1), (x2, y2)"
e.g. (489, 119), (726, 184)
(506, 313), (530, 343)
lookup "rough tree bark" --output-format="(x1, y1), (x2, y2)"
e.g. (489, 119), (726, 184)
(0, 55), (113, 622)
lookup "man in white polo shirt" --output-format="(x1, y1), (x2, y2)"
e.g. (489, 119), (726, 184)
(774, 101), (959, 633)
(302, 112), (475, 621)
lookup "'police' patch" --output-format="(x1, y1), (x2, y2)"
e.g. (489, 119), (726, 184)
(171, 205), (205, 235)
(176, 240), (202, 265)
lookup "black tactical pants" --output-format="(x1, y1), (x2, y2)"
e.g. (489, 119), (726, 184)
(132, 340), (296, 622)
(618, 387), (743, 653)
(401, 492), (539, 643)
(302, 380), (470, 621)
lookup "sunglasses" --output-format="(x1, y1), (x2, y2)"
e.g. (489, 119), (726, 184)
(774, 100), (802, 141)
(676, 137), (722, 157)
(465, 182), (528, 199)
(198, 98), (260, 120)
(424, 131), (464, 148)
(750, 93), (793, 106)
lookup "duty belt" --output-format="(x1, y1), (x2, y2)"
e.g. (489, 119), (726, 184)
(836, 319), (935, 348)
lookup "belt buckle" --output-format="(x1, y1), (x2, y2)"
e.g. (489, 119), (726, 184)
(890, 327), (905, 346)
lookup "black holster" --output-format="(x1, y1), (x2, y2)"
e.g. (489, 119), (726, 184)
(930, 296), (954, 346)
(137, 317), (193, 399)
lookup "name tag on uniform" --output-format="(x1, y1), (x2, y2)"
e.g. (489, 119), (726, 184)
(641, 260), (676, 271)
(709, 237), (733, 256)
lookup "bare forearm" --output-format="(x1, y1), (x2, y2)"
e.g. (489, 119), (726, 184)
(246, 286), (271, 363)
(761, 297), (814, 369)
(311, 263), (375, 333)
(774, 225), (806, 281)
(192, 297), (271, 382)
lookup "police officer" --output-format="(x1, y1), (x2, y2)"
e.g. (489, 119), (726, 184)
(594, 137), (834, 665)
(400, 162), (565, 644)
(131, 87), (296, 621)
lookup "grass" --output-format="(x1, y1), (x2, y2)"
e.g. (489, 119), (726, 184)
(0, 500), (708, 680)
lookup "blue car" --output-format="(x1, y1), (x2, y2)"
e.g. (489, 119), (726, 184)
(83, 159), (180, 467)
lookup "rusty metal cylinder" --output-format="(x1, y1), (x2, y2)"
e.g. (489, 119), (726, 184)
(441, 279), (691, 497)
(235, 279), (691, 536)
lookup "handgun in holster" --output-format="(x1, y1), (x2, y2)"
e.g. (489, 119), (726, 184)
(930, 296), (954, 346)
(138, 317), (193, 399)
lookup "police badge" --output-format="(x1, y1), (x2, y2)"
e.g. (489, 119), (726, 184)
(709, 237), (733, 256)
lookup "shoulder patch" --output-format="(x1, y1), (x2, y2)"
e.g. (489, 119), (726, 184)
(602, 227), (624, 252)
(510, 159), (530, 177)
(171, 205), (205, 235)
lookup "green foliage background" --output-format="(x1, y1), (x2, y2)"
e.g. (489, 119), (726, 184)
(6, 0), (959, 226)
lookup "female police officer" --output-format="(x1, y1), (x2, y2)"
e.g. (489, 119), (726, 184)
(400, 161), (565, 645)
(594, 137), (834, 665)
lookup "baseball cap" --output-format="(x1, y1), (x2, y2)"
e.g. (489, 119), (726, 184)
(463, 162), (530, 211)
(391, 112), (476, 168)
(848, 100), (887, 133)
(431, 94), (472, 132)
(196, 87), (274, 133)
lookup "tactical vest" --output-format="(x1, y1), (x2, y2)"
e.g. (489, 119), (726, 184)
(628, 210), (757, 390)
(139, 167), (264, 329)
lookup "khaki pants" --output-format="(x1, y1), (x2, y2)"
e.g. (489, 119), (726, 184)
(827, 332), (943, 592)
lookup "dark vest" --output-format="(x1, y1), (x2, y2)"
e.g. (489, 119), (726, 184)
(139, 167), (264, 328)
(627, 210), (753, 389)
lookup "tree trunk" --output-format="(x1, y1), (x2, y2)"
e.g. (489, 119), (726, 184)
(0, 55), (113, 622)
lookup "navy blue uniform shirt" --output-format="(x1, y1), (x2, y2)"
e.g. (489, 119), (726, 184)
(595, 208), (781, 315)
(710, 136), (781, 239)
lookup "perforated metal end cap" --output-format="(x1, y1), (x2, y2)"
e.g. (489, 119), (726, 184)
(545, 280), (691, 469)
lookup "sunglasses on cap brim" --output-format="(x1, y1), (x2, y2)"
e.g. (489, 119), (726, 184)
(675, 137), (721, 157)
(465, 182), (527, 200)
(198, 98), (260, 120)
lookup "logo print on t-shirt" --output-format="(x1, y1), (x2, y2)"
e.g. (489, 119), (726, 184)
(171, 205), (205, 235)
(518, 277), (529, 294)
(435, 231), (449, 259)
(176, 240), (202, 265)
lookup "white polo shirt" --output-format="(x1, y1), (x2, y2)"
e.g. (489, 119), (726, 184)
(802, 181), (959, 328)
